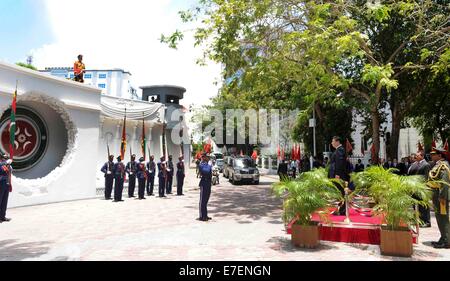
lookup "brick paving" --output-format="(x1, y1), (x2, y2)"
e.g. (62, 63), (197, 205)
(0, 169), (449, 261)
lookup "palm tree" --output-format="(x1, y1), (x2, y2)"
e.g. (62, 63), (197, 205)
(272, 168), (343, 226)
(351, 166), (432, 230)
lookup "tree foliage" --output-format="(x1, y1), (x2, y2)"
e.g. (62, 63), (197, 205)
(162, 0), (449, 160)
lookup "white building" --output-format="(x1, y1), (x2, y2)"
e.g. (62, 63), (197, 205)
(40, 67), (138, 99)
(0, 61), (190, 208)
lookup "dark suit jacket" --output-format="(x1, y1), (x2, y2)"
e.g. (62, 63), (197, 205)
(408, 160), (431, 180)
(278, 163), (288, 175)
(328, 146), (348, 180)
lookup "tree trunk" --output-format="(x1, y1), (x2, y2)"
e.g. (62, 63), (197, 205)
(390, 104), (402, 161)
(372, 109), (381, 164)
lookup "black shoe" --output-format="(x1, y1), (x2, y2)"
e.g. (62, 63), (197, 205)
(1, 218), (11, 222)
(433, 243), (450, 249)
(197, 218), (208, 222)
(432, 239), (444, 246)
(207, 217), (212, 220)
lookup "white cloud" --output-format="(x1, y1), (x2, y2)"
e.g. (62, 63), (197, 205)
(31, 0), (222, 107)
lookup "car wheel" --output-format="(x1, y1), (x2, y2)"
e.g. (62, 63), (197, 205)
(232, 175), (237, 185)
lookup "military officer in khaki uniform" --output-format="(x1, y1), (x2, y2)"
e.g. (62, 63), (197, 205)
(428, 148), (450, 249)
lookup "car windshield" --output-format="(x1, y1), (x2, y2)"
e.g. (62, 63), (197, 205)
(234, 158), (255, 168)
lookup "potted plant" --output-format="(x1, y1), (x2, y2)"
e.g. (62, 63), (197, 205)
(351, 166), (432, 257)
(272, 168), (343, 248)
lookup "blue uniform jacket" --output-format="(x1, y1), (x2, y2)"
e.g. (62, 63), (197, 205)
(113, 162), (126, 179)
(126, 161), (138, 176)
(0, 162), (11, 187)
(101, 161), (115, 177)
(147, 161), (156, 176)
(136, 163), (147, 180)
(199, 162), (212, 187)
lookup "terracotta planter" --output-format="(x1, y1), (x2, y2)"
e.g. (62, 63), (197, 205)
(380, 227), (413, 257)
(291, 224), (319, 249)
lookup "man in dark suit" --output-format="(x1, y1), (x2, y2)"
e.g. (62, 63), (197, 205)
(157, 157), (167, 198)
(354, 159), (365, 173)
(277, 160), (289, 181)
(408, 150), (432, 227)
(329, 136), (349, 215)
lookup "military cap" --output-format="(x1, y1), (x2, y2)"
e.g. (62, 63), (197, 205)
(139, 157), (145, 162)
(431, 147), (446, 156)
(117, 156), (122, 161)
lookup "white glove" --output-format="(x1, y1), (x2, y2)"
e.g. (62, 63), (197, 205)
(6, 159), (13, 165)
(107, 171), (112, 175)
(130, 172), (134, 175)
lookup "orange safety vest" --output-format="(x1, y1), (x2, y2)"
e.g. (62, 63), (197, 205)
(74, 61), (85, 75)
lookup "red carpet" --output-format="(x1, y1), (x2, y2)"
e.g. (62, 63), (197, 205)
(287, 209), (418, 245)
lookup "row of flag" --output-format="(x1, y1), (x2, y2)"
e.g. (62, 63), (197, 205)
(277, 144), (302, 161)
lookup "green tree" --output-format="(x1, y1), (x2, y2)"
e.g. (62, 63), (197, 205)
(162, 0), (449, 162)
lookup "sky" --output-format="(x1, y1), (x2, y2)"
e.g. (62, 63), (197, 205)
(0, 0), (222, 107)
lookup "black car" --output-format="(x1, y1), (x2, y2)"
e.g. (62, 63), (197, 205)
(224, 156), (260, 185)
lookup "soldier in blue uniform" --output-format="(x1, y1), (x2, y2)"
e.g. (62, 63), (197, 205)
(126, 154), (138, 198)
(198, 153), (213, 222)
(158, 157), (167, 198)
(137, 157), (147, 200)
(177, 156), (186, 196)
(113, 156), (126, 202)
(146, 155), (156, 196)
(0, 154), (13, 223)
(101, 155), (115, 200)
(166, 155), (174, 194)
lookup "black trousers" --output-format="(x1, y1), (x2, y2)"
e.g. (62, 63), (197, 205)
(114, 177), (124, 201)
(199, 185), (211, 220)
(334, 181), (346, 215)
(105, 176), (114, 199)
(166, 175), (173, 194)
(413, 194), (431, 224)
(177, 174), (185, 195)
(128, 176), (136, 197)
(138, 178), (146, 199)
(146, 174), (155, 195)
(0, 184), (9, 220)
(159, 177), (166, 197)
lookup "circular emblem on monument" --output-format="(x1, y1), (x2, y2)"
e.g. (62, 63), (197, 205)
(0, 107), (48, 171)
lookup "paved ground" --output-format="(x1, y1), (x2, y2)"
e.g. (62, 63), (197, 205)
(0, 169), (449, 261)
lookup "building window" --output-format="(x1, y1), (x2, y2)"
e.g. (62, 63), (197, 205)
(85, 74), (92, 79)
(99, 74), (107, 79)
(98, 84), (106, 89)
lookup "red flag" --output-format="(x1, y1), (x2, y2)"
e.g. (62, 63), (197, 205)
(251, 150), (258, 160)
(291, 146), (295, 160)
(432, 139), (437, 150)
(444, 139), (449, 152)
(120, 110), (127, 161)
(346, 139), (353, 153)
(281, 148), (285, 161)
(297, 144), (301, 161)
(418, 142), (424, 151)
(277, 145), (281, 160)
